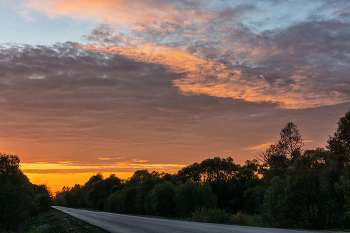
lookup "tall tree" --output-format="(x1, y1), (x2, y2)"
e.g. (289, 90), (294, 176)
(260, 122), (303, 179)
(0, 153), (35, 230)
(327, 110), (350, 168)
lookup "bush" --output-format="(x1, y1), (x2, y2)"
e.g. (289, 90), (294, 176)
(192, 206), (231, 223)
(34, 193), (51, 213)
(229, 212), (252, 225)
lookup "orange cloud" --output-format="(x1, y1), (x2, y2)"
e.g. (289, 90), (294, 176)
(114, 162), (132, 168)
(58, 161), (73, 164)
(245, 142), (274, 151)
(304, 140), (313, 143)
(132, 159), (148, 163)
(246, 140), (314, 151)
(78, 41), (347, 109)
(98, 157), (112, 160)
(23, 0), (212, 29)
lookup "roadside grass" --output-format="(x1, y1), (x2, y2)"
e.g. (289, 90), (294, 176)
(26, 208), (108, 233)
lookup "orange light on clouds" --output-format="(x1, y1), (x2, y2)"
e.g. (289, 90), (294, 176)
(58, 161), (73, 164)
(246, 140), (314, 151)
(132, 159), (148, 162)
(77, 41), (347, 109)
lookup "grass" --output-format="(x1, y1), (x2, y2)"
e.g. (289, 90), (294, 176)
(26, 208), (108, 233)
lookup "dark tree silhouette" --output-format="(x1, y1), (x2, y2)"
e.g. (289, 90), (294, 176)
(327, 110), (350, 168)
(260, 122), (303, 179)
(0, 153), (50, 230)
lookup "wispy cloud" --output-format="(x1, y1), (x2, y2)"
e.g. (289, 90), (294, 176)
(98, 157), (112, 160)
(58, 161), (73, 164)
(22, 162), (185, 172)
(246, 139), (314, 151)
(245, 142), (274, 151)
(132, 159), (148, 163)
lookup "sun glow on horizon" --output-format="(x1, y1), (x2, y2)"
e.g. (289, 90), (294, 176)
(21, 162), (186, 193)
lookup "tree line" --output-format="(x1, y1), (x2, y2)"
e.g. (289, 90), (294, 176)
(1, 110), (350, 231)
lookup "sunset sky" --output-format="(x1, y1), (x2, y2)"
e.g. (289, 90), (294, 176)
(1, 0), (350, 193)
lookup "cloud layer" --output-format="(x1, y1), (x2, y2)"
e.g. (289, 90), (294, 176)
(11, 0), (350, 109)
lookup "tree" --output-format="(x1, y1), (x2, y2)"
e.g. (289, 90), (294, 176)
(327, 110), (350, 168)
(34, 193), (51, 213)
(174, 180), (217, 217)
(262, 149), (346, 229)
(260, 122), (303, 179)
(86, 174), (121, 210)
(0, 153), (35, 231)
(147, 182), (176, 217)
(336, 177), (350, 219)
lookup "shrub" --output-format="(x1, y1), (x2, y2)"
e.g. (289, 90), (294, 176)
(192, 206), (231, 223)
(34, 193), (51, 213)
(229, 212), (252, 225)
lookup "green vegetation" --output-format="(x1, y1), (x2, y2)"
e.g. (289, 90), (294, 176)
(0, 153), (51, 232)
(192, 206), (231, 223)
(26, 208), (108, 233)
(2, 109), (350, 232)
(229, 212), (253, 225)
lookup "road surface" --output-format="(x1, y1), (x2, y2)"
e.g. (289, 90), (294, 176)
(52, 206), (317, 233)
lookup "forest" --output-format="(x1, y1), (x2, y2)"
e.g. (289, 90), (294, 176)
(1, 110), (350, 231)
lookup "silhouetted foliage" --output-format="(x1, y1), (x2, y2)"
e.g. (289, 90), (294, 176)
(86, 174), (121, 210)
(174, 180), (217, 217)
(327, 110), (350, 169)
(192, 206), (231, 223)
(34, 193), (51, 213)
(336, 177), (350, 218)
(0, 153), (51, 231)
(147, 182), (176, 217)
(260, 122), (303, 180)
(262, 148), (348, 229)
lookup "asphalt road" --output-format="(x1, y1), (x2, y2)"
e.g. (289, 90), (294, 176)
(52, 206), (317, 233)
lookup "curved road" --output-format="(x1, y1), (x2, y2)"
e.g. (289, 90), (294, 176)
(52, 206), (317, 233)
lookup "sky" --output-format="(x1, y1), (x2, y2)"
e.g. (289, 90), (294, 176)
(0, 0), (350, 193)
